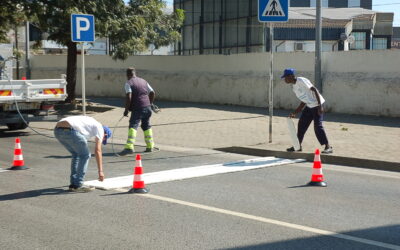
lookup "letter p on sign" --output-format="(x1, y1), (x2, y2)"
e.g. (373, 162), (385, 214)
(71, 14), (95, 42)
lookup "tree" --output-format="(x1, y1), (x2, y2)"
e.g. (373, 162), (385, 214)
(25, 0), (184, 103)
(0, 1), (26, 43)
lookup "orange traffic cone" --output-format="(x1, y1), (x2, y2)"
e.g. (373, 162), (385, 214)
(307, 149), (326, 187)
(128, 154), (149, 194)
(9, 138), (28, 170)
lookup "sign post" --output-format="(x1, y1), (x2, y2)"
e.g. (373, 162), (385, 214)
(71, 14), (95, 116)
(258, 0), (288, 143)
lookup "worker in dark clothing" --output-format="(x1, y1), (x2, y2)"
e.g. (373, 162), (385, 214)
(119, 67), (155, 156)
(281, 68), (333, 154)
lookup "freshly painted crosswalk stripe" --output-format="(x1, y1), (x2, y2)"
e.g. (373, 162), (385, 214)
(84, 157), (305, 190)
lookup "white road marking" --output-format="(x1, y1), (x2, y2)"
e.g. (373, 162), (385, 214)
(0, 168), (10, 173)
(118, 191), (400, 250)
(84, 157), (305, 190)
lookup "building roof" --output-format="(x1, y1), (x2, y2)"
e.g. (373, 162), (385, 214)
(274, 7), (392, 29)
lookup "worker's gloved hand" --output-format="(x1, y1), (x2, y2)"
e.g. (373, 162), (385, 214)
(151, 104), (160, 113)
(123, 109), (129, 117)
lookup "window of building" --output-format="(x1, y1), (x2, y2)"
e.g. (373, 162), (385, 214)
(350, 32), (366, 50)
(310, 0), (329, 7)
(348, 0), (361, 8)
(373, 38), (387, 50)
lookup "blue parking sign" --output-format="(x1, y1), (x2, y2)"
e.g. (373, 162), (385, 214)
(258, 0), (289, 22)
(71, 14), (95, 42)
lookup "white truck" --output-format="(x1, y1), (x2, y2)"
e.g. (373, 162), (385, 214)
(0, 47), (68, 130)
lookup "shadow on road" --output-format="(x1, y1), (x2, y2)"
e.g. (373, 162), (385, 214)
(221, 224), (400, 249)
(0, 187), (69, 201)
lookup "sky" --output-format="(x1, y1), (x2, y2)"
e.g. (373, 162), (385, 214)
(153, 0), (400, 27)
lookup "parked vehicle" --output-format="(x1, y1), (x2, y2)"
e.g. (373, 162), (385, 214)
(0, 52), (67, 130)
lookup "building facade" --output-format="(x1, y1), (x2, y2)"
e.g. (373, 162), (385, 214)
(173, 0), (391, 55)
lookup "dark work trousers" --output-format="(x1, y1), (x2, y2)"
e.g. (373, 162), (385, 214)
(297, 106), (329, 146)
(129, 106), (152, 130)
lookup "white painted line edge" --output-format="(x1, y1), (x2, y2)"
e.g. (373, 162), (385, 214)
(132, 193), (400, 250)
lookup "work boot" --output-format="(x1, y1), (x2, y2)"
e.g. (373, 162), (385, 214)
(286, 146), (302, 152)
(118, 148), (135, 156)
(145, 148), (153, 153)
(69, 186), (95, 193)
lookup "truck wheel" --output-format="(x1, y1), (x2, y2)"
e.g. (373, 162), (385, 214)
(6, 122), (29, 130)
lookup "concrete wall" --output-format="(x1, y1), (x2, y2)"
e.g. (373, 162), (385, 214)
(30, 50), (400, 117)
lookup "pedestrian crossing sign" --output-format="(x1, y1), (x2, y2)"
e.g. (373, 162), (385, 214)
(258, 0), (289, 22)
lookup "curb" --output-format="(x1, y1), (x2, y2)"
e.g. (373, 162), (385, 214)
(216, 146), (400, 173)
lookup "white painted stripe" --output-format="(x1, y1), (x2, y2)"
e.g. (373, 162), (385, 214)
(133, 193), (400, 250)
(0, 168), (10, 173)
(84, 157), (306, 190)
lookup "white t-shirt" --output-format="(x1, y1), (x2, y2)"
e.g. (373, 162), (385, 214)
(60, 116), (104, 141)
(124, 81), (154, 94)
(292, 77), (325, 108)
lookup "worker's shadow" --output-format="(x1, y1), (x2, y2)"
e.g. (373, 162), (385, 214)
(44, 153), (116, 159)
(0, 186), (70, 201)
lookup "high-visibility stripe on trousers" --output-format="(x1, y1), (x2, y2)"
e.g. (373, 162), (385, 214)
(144, 129), (154, 149)
(124, 128), (137, 150)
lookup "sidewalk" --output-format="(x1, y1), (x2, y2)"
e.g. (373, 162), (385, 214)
(33, 98), (400, 171)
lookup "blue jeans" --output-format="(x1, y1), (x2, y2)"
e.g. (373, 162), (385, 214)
(297, 106), (329, 146)
(129, 106), (152, 130)
(54, 128), (91, 187)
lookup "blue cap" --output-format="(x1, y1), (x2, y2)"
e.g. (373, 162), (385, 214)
(102, 126), (112, 145)
(281, 68), (296, 79)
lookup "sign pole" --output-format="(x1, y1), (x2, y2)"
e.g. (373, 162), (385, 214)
(71, 13), (94, 116)
(81, 42), (86, 116)
(269, 22), (274, 143)
(258, 0), (288, 143)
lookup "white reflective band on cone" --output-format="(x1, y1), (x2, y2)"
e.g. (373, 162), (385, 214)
(14, 155), (23, 160)
(312, 168), (323, 175)
(134, 175), (143, 182)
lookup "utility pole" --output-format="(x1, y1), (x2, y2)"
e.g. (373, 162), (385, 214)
(315, 0), (322, 92)
(14, 26), (20, 80)
(25, 21), (31, 79)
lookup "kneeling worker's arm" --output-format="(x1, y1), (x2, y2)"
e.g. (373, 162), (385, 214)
(95, 138), (104, 181)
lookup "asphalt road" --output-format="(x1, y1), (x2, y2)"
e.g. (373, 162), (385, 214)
(0, 131), (399, 250)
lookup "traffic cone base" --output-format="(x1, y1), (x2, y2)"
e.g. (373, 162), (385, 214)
(8, 166), (29, 170)
(128, 187), (149, 194)
(307, 181), (327, 187)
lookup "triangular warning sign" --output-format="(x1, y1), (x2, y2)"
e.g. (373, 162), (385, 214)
(262, 0), (286, 17)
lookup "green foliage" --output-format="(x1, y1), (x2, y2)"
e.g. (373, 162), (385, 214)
(25, 0), (184, 59)
(0, 0), (26, 42)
